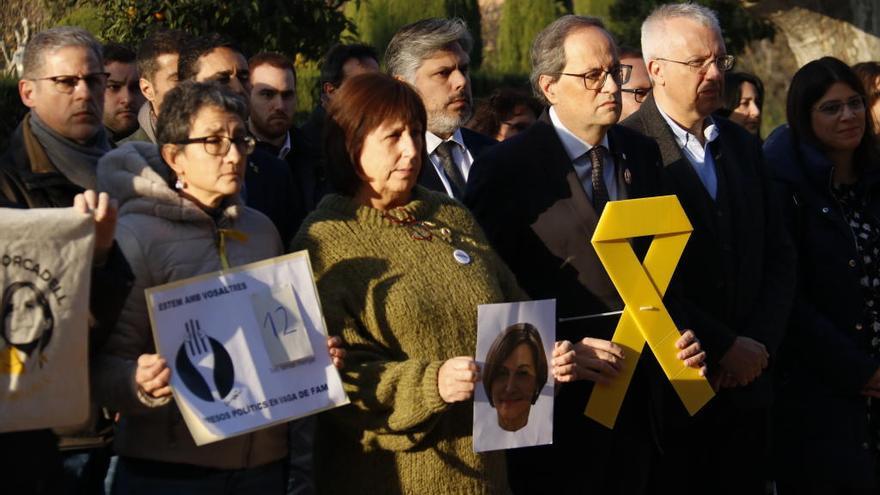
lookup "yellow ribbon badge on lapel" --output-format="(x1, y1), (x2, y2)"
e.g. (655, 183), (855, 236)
(584, 195), (714, 428)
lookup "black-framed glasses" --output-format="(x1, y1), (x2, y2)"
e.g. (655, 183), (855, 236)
(622, 87), (652, 103)
(655, 55), (735, 74)
(174, 135), (256, 156)
(557, 64), (632, 90)
(813, 96), (865, 117)
(32, 72), (110, 94)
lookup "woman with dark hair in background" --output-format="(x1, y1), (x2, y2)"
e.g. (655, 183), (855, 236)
(764, 56), (880, 494)
(853, 61), (880, 137)
(716, 72), (764, 137)
(466, 88), (543, 142)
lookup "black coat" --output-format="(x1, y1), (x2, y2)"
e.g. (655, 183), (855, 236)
(622, 95), (795, 409)
(243, 147), (305, 245)
(418, 127), (496, 193)
(465, 111), (672, 494)
(254, 127), (327, 215)
(764, 125), (879, 489)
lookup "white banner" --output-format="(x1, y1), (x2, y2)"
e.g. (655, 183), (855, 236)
(0, 208), (94, 433)
(474, 299), (555, 452)
(146, 251), (349, 446)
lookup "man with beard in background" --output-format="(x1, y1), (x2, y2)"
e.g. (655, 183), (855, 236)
(101, 43), (145, 145)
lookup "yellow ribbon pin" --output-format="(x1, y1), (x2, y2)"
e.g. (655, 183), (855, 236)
(584, 195), (714, 428)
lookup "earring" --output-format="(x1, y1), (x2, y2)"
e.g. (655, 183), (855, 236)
(175, 177), (186, 190)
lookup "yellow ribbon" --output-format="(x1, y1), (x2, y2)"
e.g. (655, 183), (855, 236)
(216, 228), (249, 271)
(584, 195), (714, 428)
(0, 346), (25, 375)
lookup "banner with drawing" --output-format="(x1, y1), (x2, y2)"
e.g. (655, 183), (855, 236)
(473, 299), (555, 452)
(146, 251), (349, 446)
(0, 208), (94, 433)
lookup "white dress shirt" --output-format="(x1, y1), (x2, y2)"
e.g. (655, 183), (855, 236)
(549, 106), (618, 201)
(426, 129), (475, 198)
(656, 103), (719, 199)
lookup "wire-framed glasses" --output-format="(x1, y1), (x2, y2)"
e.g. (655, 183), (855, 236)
(813, 96), (865, 117)
(556, 64), (633, 90)
(654, 55), (736, 74)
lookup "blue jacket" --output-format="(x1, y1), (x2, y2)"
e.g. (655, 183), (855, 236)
(764, 124), (879, 487)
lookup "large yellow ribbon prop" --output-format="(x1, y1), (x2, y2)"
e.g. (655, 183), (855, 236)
(584, 195), (714, 428)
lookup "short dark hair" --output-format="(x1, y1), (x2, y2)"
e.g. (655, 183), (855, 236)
(102, 42), (136, 66)
(467, 88), (542, 138)
(787, 57), (877, 166)
(618, 45), (642, 61)
(852, 61), (880, 118)
(249, 51), (296, 83)
(324, 73), (427, 196)
(156, 80), (249, 149)
(721, 72), (764, 115)
(178, 33), (244, 82)
(319, 43), (378, 93)
(482, 322), (548, 407)
(136, 29), (190, 82)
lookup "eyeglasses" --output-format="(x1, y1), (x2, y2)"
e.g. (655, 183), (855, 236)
(655, 55), (736, 74)
(813, 96), (865, 117)
(556, 64), (632, 90)
(32, 72), (110, 94)
(621, 87), (652, 103)
(174, 135), (256, 156)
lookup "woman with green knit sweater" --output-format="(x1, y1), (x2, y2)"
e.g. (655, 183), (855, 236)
(291, 73), (534, 494)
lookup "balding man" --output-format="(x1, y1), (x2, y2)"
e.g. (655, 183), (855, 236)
(622, 4), (794, 493)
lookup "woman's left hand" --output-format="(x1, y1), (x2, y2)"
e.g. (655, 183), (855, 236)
(676, 329), (707, 377)
(327, 336), (345, 369)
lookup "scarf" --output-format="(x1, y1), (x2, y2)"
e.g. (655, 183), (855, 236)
(28, 112), (110, 190)
(136, 101), (158, 144)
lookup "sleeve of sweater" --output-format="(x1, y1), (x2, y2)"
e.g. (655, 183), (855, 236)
(294, 230), (451, 452)
(93, 221), (172, 414)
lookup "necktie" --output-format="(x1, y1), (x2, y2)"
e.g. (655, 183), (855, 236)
(434, 141), (466, 198)
(589, 145), (610, 214)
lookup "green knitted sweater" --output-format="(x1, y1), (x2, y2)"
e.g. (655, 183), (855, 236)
(292, 187), (524, 495)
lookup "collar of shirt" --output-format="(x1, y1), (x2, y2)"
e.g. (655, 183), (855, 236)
(548, 106), (610, 160)
(426, 128), (466, 155)
(655, 102), (719, 160)
(278, 131), (292, 160)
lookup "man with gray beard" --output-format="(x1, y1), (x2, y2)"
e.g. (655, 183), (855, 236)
(386, 17), (496, 200)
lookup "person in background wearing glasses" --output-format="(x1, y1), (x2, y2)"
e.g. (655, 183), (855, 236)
(467, 15), (707, 494)
(622, 4), (795, 494)
(853, 61), (880, 138)
(0, 27), (136, 495)
(764, 57), (880, 495)
(177, 34), (304, 245)
(93, 81), (344, 494)
(618, 46), (651, 120)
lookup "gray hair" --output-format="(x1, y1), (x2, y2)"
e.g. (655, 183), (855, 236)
(641, 3), (722, 61)
(530, 15), (607, 105)
(385, 17), (473, 83)
(156, 81), (248, 148)
(22, 27), (103, 79)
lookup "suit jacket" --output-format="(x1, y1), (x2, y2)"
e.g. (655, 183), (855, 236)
(418, 127), (496, 194)
(242, 148), (305, 246)
(622, 94), (795, 408)
(255, 127), (327, 214)
(465, 111), (669, 493)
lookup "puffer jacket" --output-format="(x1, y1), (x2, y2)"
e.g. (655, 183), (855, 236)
(93, 142), (286, 469)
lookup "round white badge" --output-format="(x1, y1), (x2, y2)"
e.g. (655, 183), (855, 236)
(453, 249), (471, 265)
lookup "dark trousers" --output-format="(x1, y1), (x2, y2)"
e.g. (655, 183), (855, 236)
(112, 457), (286, 495)
(649, 398), (771, 495)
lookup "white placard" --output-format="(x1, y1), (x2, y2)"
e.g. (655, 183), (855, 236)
(474, 299), (555, 452)
(146, 251), (349, 446)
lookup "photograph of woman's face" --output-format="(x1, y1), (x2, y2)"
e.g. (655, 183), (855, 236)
(490, 342), (539, 432)
(3, 284), (48, 347)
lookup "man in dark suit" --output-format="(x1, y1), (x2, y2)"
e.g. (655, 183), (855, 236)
(386, 18), (496, 199)
(466, 15), (705, 495)
(621, 4), (795, 494)
(177, 34), (305, 244)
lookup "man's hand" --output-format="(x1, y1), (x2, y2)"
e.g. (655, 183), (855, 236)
(718, 336), (768, 387)
(551, 337), (624, 384)
(73, 190), (117, 264)
(676, 329), (707, 377)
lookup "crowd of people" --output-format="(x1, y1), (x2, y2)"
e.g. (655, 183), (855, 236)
(1, 2), (879, 494)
